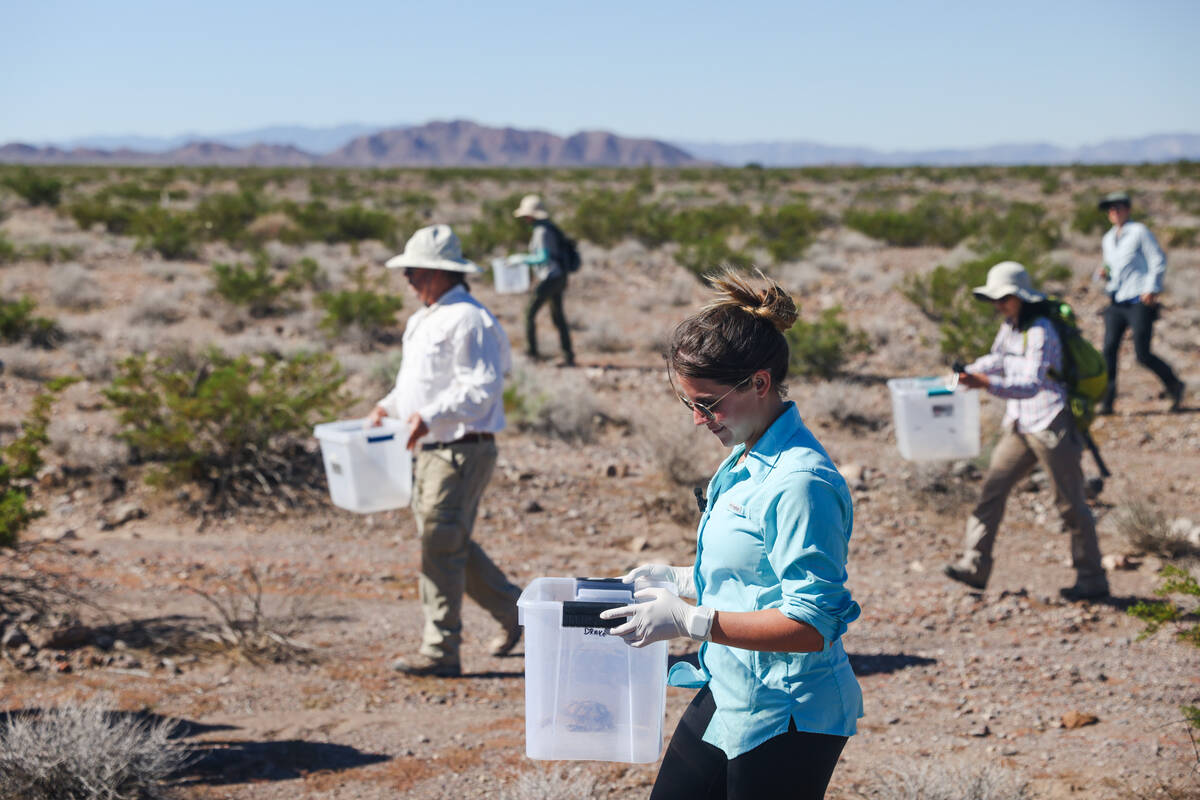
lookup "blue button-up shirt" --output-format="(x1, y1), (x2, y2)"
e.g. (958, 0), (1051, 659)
(667, 402), (863, 758)
(1102, 221), (1166, 304)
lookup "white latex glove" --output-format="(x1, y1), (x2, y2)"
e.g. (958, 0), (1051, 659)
(598, 587), (714, 648)
(622, 564), (696, 600)
(506, 253), (528, 265)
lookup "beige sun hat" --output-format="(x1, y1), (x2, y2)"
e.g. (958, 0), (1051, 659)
(513, 194), (549, 220)
(384, 224), (482, 273)
(972, 261), (1045, 303)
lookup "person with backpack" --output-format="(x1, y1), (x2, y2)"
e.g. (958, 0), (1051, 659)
(943, 261), (1109, 601)
(513, 194), (576, 367)
(1095, 191), (1185, 414)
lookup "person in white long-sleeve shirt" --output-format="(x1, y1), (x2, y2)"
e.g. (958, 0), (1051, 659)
(944, 261), (1108, 601)
(1095, 191), (1183, 413)
(367, 224), (522, 677)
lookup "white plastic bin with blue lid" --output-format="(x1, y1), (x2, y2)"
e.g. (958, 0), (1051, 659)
(492, 256), (530, 294)
(313, 418), (412, 513)
(518, 577), (668, 763)
(887, 376), (981, 461)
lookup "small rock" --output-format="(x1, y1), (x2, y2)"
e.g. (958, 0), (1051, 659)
(1061, 710), (1099, 729)
(1101, 553), (1139, 571)
(2, 627), (29, 648)
(99, 502), (146, 531)
(629, 536), (649, 553)
(605, 464), (619, 478)
(30, 624), (94, 650)
(57, 529), (78, 542)
(968, 724), (990, 737)
(523, 500), (544, 513)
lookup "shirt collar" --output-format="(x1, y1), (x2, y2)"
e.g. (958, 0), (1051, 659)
(729, 401), (801, 479)
(430, 283), (470, 308)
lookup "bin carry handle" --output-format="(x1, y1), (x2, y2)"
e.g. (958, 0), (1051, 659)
(366, 433), (395, 443)
(927, 387), (954, 397)
(574, 577), (632, 593)
(562, 601), (627, 629)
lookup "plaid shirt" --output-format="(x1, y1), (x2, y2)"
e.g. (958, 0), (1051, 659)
(968, 317), (1066, 433)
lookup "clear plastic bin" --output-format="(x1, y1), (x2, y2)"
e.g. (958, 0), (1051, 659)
(518, 577), (668, 763)
(313, 418), (412, 513)
(492, 256), (530, 294)
(887, 377), (981, 461)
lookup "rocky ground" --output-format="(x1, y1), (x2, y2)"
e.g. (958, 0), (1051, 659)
(1, 168), (1199, 799)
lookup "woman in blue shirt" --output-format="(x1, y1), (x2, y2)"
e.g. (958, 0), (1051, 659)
(601, 270), (862, 800)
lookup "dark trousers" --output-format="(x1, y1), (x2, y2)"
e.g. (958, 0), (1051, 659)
(1100, 302), (1179, 408)
(525, 273), (572, 361)
(650, 687), (848, 800)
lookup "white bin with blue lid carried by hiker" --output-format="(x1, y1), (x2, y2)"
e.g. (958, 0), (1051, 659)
(313, 418), (413, 513)
(887, 376), (981, 461)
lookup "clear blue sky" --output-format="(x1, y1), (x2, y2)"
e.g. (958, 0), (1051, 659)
(3, 0), (1198, 149)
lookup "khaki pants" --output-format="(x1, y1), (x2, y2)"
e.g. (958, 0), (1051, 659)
(411, 439), (519, 663)
(953, 410), (1105, 586)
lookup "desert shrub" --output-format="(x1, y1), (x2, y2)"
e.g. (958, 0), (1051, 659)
(105, 349), (349, 511)
(901, 253), (1068, 363)
(1, 167), (63, 207)
(212, 254), (295, 316)
(1166, 226), (1199, 248)
(868, 759), (1030, 800)
(23, 242), (82, 263)
(283, 256), (329, 291)
(676, 235), (752, 281)
(1070, 196), (1109, 235)
(786, 306), (871, 378)
(844, 193), (975, 247)
(282, 200), (397, 245)
(801, 379), (884, 430)
(194, 189), (264, 245)
(51, 263), (104, 310)
(975, 201), (1060, 254)
(65, 193), (140, 234)
(129, 288), (188, 326)
(567, 188), (643, 247)
(187, 565), (317, 664)
(637, 409), (718, 487)
(1129, 566), (1200, 649)
(501, 765), (596, 800)
(755, 201), (824, 262)
(316, 266), (404, 343)
(1115, 501), (1200, 559)
(133, 206), (197, 259)
(0, 377), (78, 547)
(0, 297), (64, 349)
(504, 368), (600, 442)
(0, 703), (187, 800)
(1166, 189), (1200, 215)
(581, 318), (632, 353)
(460, 192), (530, 257)
(0, 232), (16, 264)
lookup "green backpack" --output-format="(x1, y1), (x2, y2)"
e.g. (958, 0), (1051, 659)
(1024, 298), (1108, 434)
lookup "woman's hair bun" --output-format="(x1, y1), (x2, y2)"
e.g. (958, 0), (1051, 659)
(703, 268), (797, 332)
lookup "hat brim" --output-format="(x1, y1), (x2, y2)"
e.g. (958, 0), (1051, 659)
(1097, 199), (1130, 211)
(973, 285), (1045, 303)
(385, 253), (483, 274)
(513, 209), (549, 220)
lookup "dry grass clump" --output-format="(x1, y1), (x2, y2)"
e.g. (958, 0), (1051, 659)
(50, 263), (104, 311)
(799, 379), (886, 430)
(505, 366), (602, 443)
(1116, 500), (1200, 559)
(0, 703), (188, 800)
(501, 765), (596, 800)
(636, 405), (722, 487)
(580, 318), (632, 354)
(868, 760), (1031, 800)
(128, 287), (188, 326)
(186, 565), (318, 665)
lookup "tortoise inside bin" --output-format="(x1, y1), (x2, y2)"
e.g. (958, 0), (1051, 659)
(517, 577), (669, 762)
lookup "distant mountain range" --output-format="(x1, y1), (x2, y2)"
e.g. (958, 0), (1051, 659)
(0, 120), (696, 168)
(679, 133), (1200, 166)
(2, 121), (1198, 167)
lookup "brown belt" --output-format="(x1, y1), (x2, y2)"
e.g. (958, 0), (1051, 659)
(420, 432), (494, 451)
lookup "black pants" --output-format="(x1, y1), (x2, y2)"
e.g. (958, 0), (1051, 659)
(525, 273), (572, 362)
(1100, 302), (1179, 408)
(650, 687), (848, 800)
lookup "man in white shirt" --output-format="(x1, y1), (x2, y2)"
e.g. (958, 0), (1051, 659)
(1096, 191), (1184, 413)
(367, 224), (521, 677)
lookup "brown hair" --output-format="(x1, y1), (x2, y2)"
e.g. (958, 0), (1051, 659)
(668, 268), (797, 392)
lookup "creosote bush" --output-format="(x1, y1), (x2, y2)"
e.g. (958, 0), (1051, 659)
(0, 377), (79, 547)
(105, 349), (349, 512)
(0, 703), (188, 800)
(316, 266), (404, 344)
(1, 167), (63, 207)
(0, 297), (64, 349)
(212, 254), (296, 316)
(786, 306), (871, 379)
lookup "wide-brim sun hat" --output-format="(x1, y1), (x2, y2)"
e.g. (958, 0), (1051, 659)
(513, 194), (549, 220)
(1098, 191), (1132, 211)
(972, 260), (1045, 303)
(384, 224), (482, 274)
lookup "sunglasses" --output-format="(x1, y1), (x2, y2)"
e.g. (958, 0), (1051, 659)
(670, 373), (752, 423)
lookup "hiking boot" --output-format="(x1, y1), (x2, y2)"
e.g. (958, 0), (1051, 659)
(390, 654), (461, 677)
(1059, 576), (1110, 602)
(1168, 381), (1185, 412)
(943, 563), (987, 590)
(489, 623), (522, 657)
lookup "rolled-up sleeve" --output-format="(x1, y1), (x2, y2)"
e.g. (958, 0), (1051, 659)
(764, 472), (859, 645)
